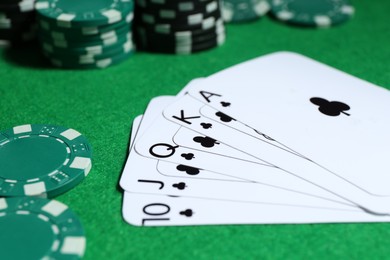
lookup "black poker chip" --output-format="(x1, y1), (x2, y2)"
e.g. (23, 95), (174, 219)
(137, 26), (223, 46)
(0, 0), (35, 13)
(134, 0), (226, 54)
(136, 19), (225, 37)
(136, 8), (222, 26)
(0, 0), (37, 47)
(136, 0), (217, 13)
(137, 34), (225, 54)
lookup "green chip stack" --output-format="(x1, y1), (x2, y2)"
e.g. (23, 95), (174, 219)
(34, 0), (135, 69)
(221, 0), (270, 23)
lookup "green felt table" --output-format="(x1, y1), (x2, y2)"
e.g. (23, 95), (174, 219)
(1, 1), (390, 259)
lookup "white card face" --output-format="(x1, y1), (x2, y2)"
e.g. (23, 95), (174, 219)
(122, 192), (390, 227)
(156, 160), (245, 182)
(182, 52), (390, 215)
(198, 104), (305, 158)
(172, 127), (273, 164)
(129, 96), (355, 208)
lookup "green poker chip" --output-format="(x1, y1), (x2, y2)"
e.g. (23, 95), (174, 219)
(43, 40), (134, 63)
(270, 0), (355, 27)
(222, 0), (270, 23)
(35, 0), (134, 27)
(0, 197), (86, 259)
(0, 124), (92, 198)
(39, 19), (133, 42)
(42, 31), (132, 55)
(39, 23), (130, 45)
(49, 49), (133, 69)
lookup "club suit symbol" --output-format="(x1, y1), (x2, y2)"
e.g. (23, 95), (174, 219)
(310, 97), (351, 117)
(180, 209), (193, 217)
(200, 123), (212, 129)
(176, 164), (200, 175)
(172, 182), (186, 190)
(193, 136), (220, 148)
(215, 111), (235, 123)
(221, 101), (231, 107)
(181, 153), (195, 160)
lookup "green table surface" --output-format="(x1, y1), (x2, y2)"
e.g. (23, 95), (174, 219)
(1, 1), (390, 259)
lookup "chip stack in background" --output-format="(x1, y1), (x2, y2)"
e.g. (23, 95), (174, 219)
(269, 0), (355, 28)
(134, 0), (226, 54)
(221, 0), (270, 23)
(34, 0), (135, 69)
(0, 0), (37, 47)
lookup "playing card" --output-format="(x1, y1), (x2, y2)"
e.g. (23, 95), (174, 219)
(123, 192), (390, 226)
(182, 52), (390, 214)
(128, 96), (355, 208)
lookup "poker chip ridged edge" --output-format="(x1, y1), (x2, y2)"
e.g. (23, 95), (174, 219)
(222, 0), (270, 23)
(0, 124), (92, 198)
(0, 197), (86, 259)
(35, 0), (134, 27)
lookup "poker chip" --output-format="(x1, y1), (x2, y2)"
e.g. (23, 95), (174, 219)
(41, 33), (134, 69)
(35, 0), (134, 69)
(48, 48), (133, 69)
(39, 20), (132, 42)
(270, 0), (355, 27)
(221, 0), (270, 23)
(0, 197), (86, 259)
(134, 0), (226, 54)
(42, 33), (133, 55)
(0, 0), (35, 13)
(0, 124), (92, 198)
(0, 0), (37, 47)
(35, 0), (133, 27)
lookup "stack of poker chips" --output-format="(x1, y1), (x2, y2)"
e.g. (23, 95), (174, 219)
(221, 0), (270, 23)
(0, 0), (37, 47)
(34, 0), (135, 69)
(134, 0), (226, 54)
